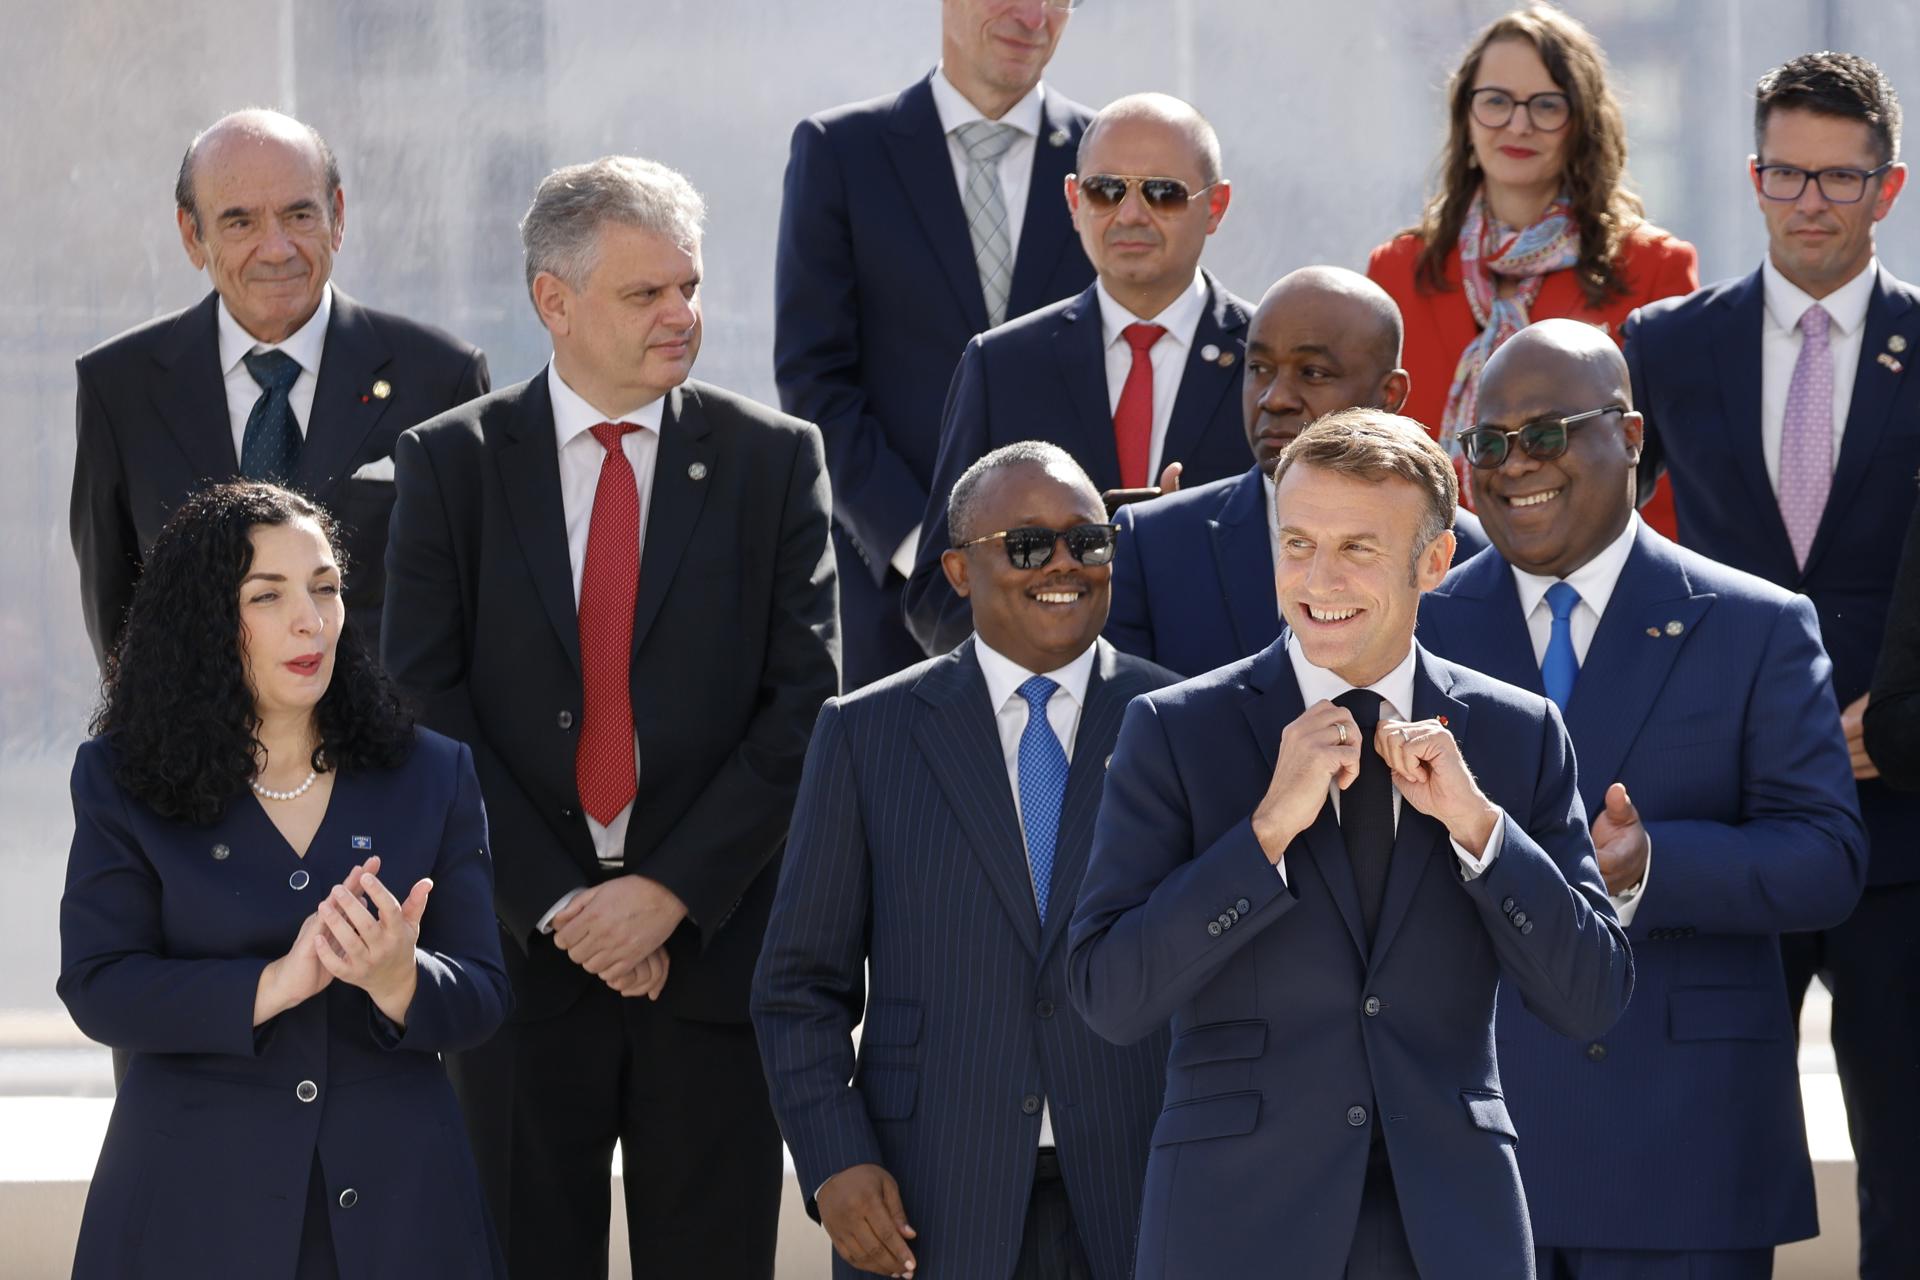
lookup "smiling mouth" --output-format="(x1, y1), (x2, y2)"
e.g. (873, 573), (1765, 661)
(1304, 604), (1359, 623)
(1032, 589), (1083, 606)
(1508, 488), (1563, 508)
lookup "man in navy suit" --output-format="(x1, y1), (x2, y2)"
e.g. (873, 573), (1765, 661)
(905, 93), (1254, 655)
(1623, 53), (1920, 1274)
(1105, 266), (1487, 677)
(754, 442), (1175, 1280)
(1423, 321), (1866, 1279)
(1068, 410), (1631, 1279)
(774, 0), (1094, 690)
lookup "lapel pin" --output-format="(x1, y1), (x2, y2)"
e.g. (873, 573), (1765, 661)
(1437, 715), (1449, 727)
(371, 380), (392, 400)
(1890, 335), (1908, 353)
(1048, 127), (1070, 148)
(1665, 620), (1684, 636)
(1200, 343), (1221, 362)
(1217, 350), (1236, 367)
(211, 843), (230, 861)
(688, 461), (708, 481)
(351, 835), (372, 851)
(1878, 352), (1904, 374)
(1645, 627), (1661, 638)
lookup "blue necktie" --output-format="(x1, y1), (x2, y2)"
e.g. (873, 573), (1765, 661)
(1016, 675), (1068, 925)
(240, 349), (303, 482)
(1541, 581), (1582, 711)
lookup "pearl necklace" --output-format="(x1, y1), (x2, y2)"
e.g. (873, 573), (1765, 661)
(251, 769), (318, 802)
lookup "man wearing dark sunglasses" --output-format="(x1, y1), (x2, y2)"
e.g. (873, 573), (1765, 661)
(754, 441), (1176, 1280)
(1623, 52), (1920, 1275)
(905, 92), (1254, 658)
(1423, 319), (1866, 1280)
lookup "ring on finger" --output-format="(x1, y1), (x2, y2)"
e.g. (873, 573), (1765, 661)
(1335, 721), (1349, 745)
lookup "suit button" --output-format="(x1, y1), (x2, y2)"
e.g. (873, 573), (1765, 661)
(337, 1188), (359, 1209)
(1036, 999), (1055, 1019)
(561, 807), (577, 821)
(1363, 996), (1382, 1017)
(1501, 897), (1516, 915)
(1235, 898), (1251, 914)
(1510, 911), (1528, 927)
(1022, 1094), (1042, 1115)
(1207, 921), (1223, 938)
(1347, 1105), (1368, 1127)
(296, 1080), (318, 1103)
(289, 870), (310, 891)
(1586, 1041), (1607, 1063)
(210, 843), (231, 861)
(557, 710), (574, 729)
(1520, 921), (1534, 935)
(1217, 913), (1233, 930)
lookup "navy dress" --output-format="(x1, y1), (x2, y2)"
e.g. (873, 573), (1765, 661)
(58, 728), (510, 1279)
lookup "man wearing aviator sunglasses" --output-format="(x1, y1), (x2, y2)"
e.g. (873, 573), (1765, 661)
(906, 93), (1252, 657)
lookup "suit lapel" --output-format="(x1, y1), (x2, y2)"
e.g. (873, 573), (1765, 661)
(495, 375), (582, 676)
(1039, 640), (1125, 961)
(1812, 267), (1918, 575)
(1054, 286), (1124, 487)
(293, 291), (395, 499)
(149, 294), (238, 479)
(631, 384), (715, 658)
(913, 642), (1042, 957)
(882, 74), (990, 335)
(1366, 648), (1467, 976)
(1006, 93), (1080, 318)
(1160, 274), (1247, 472)
(1209, 469), (1281, 659)
(1429, 551), (1544, 697)
(1710, 271), (1798, 575)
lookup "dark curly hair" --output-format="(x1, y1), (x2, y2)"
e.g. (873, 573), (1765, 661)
(91, 482), (413, 825)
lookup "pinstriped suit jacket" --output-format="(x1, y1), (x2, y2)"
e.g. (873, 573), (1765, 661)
(752, 637), (1176, 1280)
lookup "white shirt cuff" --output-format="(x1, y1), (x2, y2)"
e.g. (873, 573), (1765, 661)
(536, 887), (586, 935)
(889, 525), (921, 579)
(1452, 813), (1504, 880)
(1608, 833), (1651, 928)
(1274, 858), (1288, 886)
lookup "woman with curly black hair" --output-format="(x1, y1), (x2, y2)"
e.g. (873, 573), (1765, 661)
(58, 481), (510, 1279)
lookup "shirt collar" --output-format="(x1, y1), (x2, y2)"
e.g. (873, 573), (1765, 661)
(217, 283), (332, 377)
(1762, 254), (1877, 337)
(546, 362), (665, 452)
(1285, 632), (1418, 724)
(1509, 512), (1640, 623)
(931, 65), (1045, 139)
(1095, 271), (1209, 350)
(974, 633), (1096, 715)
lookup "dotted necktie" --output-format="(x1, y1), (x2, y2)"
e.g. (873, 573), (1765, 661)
(1779, 303), (1834, 569)
(240, 349), (303, 481)
(1333, 689), (1391, 943)
(954, 120), (1019, 328)
(576, 423), (643, 826)
(1114, 323), (1167, 489)
(1016, 676), (1068, 925)
(1541, 581), (1581, 712)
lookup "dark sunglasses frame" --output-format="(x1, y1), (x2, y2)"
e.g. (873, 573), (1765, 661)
(1072, 172), (1220, 213)
(1754, 161), (1895, 204)
(1458, 404), (1624, 469)
(955, 523), (1122, 569)
(1467, 87), (1572, 133)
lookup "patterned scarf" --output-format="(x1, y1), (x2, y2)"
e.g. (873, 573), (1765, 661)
(1441, 187), (1581, 453)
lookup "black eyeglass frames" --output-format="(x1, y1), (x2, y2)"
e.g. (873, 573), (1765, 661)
(1456, 404), (1625, 469)
(955, 523), (1122, 570)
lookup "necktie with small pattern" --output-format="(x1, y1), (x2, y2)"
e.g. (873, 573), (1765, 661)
(1016, 675), (1068, 925)
(576, 422), (643, 826)
(240, 349), (303, 481)
(1541, 581), (1581, 712)
(1779, 303), (1834, 569)
(954, 120), (1019, 328)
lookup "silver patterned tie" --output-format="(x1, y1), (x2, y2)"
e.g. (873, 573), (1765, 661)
(953, 120), (1019, 328)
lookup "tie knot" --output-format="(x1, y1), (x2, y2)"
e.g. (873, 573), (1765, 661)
(1333, 688), (1384, 731)
(954, 120), (1018, 164)
(1799, 303), (1831, 340)
(1018, 675), (1058, 712)
(243, 349), (302, 394)
(1545, 580), (1581, 621)
(1124, 322), (1167, 354)
(589, 421), (641, 453)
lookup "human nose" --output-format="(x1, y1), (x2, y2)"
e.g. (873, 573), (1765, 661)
(1496, 432), (1542, 478)
(1005, 0), (1048, 28)
(291, 591), (324, 637)
(1507, 101), (1537, 137)
(1302, 546), (1343, 595)
(1793, 174), (1833, 216)
(1261, 374), (1306, 416)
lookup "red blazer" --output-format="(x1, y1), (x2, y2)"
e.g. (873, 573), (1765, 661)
(1369, 223), (1698, 533)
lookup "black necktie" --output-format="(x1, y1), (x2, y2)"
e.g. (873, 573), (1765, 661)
(1334, 689), (1392, 944)
(240, 349), (303, 481)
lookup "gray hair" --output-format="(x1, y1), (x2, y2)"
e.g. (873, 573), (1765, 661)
(520, 155), (706, 303)
(175, 109), (341, 237)
(948, 441), (1101, 547)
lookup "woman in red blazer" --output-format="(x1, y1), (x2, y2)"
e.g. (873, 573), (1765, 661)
(1369, 5), (1697, 531)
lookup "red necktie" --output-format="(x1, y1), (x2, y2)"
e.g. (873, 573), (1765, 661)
(576, 422), (642, 825)
(1114, 322), (1167, 488)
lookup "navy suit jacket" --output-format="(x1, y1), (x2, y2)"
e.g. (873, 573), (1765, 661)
(1105, 466), (1488, 677)
(1421, 525), (1866, 1250)
(1625, 264), (1920, 884)
(752, 638), (1176, 1280)
(903, 274), (1254, 656)
(59, 730), (510, 1279)
(1067, 639), (1631, 1280)
(773, 74), (1093, 606)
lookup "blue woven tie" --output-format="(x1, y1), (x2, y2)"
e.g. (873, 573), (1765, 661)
(1541, 581), (1582, 711)
(1016, 676), (1068, 925)
(240, 349), (304, 481)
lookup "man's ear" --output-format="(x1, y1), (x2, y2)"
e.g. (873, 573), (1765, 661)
(1417, 529), (1455, 590)
(531, 272), (571, 337)
(941, 547), (972, 598)
(177, 207), (207, 271)
(1381, 369), (1411, 415)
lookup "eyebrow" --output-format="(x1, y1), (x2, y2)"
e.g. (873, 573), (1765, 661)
(1277, 524), (1382, 542)
(240, 566), (337, 585)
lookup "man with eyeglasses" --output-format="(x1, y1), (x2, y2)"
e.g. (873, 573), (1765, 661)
(1623, 51), (1920, 1276)
(754, 441), (1176, 1280)
(1422, 320), (1866, 1280)
(904, 92), (1253, 657)
(774, 0), (1095, 693)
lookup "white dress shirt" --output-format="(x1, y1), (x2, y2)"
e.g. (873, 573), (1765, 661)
(1507, 515), (1649, 923)
(1282, 636), (1503, 883)
(535, 362), (665, 933)
(1759, 255), (1875, 490)
(1096, 271), (1210, 481)
(973, 633), (1098, 1151)
(217, 284), (331, 460)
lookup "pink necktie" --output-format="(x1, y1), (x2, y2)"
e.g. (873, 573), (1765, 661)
(1778, 303), (1833, 570)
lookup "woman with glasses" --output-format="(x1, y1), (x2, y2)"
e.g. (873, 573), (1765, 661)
(1367, 6), (1697, 529)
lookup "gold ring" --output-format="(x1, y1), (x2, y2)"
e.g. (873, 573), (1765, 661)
(1335, 722), (1348, 745)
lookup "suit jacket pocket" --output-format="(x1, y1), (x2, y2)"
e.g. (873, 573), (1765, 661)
(858, 1065), (918, 1121)
(1668, 986), (1785, 1042)
(1151, 1090), (1261, 1147)
(860, 999), (923, 1048)
(1461, 1089), (1517, 1142)
(1168, 1019), (1266, 1068)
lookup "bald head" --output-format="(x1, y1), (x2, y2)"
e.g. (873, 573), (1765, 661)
(1478, 318), (1630, 413)
(176, 110), (339, 236)
(1077, 92), (1221, 183)
(1262, 266), (1403, 371)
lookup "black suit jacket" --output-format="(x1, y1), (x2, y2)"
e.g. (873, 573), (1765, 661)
(382, 373), (840, 1022)
(904, 273), (1254, 655)
(70, 289), (489, 663)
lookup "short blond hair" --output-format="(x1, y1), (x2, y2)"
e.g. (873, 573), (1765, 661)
(1274, 409), (1458, 554)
